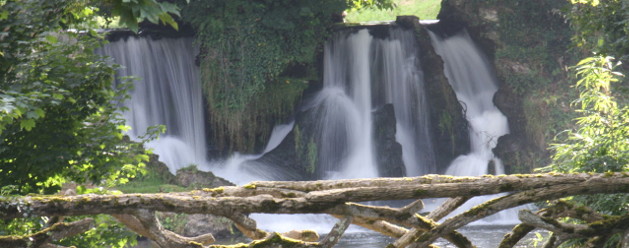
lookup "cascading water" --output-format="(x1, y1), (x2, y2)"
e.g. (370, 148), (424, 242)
(100, 35), (298, 183)
(99, 37), (208, 173)
(313, 27), (435, 178)
(429, 28), (518, 224)
(102, 24), (519, 236)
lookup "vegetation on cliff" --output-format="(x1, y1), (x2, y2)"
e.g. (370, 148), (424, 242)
(182, 0), (393, 154)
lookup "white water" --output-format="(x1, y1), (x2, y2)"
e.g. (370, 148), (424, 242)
(315, 27), (435, 178)
(208, 121), (296, 185)
(375, 28), (435, 176)
(100, 37), (208, 173)
(429, 29), (518, 224)
(319, 29), (378, 179)
(103, 26), (520, 237)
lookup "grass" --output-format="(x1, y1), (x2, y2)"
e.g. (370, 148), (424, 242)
(345, 0), (442, 23)
(115, 167), (186, 194)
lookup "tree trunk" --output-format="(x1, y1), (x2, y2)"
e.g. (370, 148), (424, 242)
(0, 172), (627, 248)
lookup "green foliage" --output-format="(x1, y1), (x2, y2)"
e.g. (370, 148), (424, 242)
(59, 215), (138, 248)
(345, 0), (441, 22)
(100, 0), (183, 32)
(492, 0), (571, 94)
(0, 0), (156, 194)
(0, 0), (178, 246)
(115, 163), (185, 193)
(184, 0), (360, 153)
(541, 56), (628, 219)
(567, 0), (629, 59)
(546, 56), (628, 175)
(347, 0), (395, 10)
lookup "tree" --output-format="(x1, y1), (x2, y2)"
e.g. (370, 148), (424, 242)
(0, 0), (180, 246)
(568, 0), (629, 60)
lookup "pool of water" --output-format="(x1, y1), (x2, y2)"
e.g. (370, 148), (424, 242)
(333, 226), (546, 248)
(135, 225), (547, 248)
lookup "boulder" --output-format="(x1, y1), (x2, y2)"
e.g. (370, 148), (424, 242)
(175, 166), (234, 188)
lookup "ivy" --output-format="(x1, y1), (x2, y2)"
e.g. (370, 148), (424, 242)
(183, 0), (348, 153)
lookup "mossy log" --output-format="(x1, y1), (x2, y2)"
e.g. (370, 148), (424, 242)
(0, 218), (94, 248)
(517, 203), (629, 248)
(0, 172), (627, 248)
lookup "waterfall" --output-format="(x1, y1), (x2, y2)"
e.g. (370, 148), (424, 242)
(313, 27), (435, 179)
(429, 28), (518, 224)
(375, 28), (435, 176)
(101, 25), (520, 233)
(99, 37), (208, 173)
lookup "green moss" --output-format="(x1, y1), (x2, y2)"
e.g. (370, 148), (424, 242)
(281, 192), (297, 198)
(184, 0), (336, 154)
(243, 184), (257, 190)
(306, 139), (318, 174)
(249, 233), (304, 248)
(203, 187), (224, 194)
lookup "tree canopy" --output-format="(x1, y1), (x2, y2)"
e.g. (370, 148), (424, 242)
(0, 0), (179, 246)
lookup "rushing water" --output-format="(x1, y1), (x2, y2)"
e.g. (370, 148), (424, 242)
(135, 227), (546, 248)
(99, 37), (207, 174)
(105, 23), (523, 247)
(315, 26), (435, 178)
(428, 28), (519, 224)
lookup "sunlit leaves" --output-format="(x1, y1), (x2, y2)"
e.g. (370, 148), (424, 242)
(567, 0), (629, 58)
(571, 0), (600, 6)
(108, 0), (181, 32)
(573, 56), (621, 114)
(543, 56), (628, 216)
(0, 0), (170, 246)
(347, 0), (395, 11)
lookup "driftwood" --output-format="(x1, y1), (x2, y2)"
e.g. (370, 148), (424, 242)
(0, 172), (627, 247)
(499, 200), (629, 248)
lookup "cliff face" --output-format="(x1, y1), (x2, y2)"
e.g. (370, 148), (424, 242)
(437, 0), (576, 173)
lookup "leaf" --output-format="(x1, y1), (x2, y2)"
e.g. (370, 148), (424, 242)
(26, 111), (39, 119)
(158, 13), (178, 30)
(45, 35), (58, 44)
(0, 10), (8, 21)
(52, 93), (64, 100)
(20, 119), (36, 131)
(34, 108), (45, 118)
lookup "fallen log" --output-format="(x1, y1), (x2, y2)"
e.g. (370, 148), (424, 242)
(0, 172), (626, 248)
(1, 173), (626, 220)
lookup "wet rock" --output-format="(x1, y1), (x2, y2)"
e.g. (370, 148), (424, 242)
(415, 21), (471, 173)
(373, 104), (406, 177)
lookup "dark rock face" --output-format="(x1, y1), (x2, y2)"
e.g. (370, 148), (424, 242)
(403, 17), (470, 173)
(436, 0), (572, 173)
(257, 21), (471, 177)
(373, 104), (406, 177)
